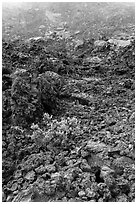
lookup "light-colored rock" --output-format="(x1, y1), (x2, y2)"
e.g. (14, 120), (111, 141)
(39, 25), (46, 29)
(10, 182), (18, 191)
(14, 170), (22, 178)
(2, 191), (6, 201)
(45, 164), (56, 173)
(24, 170), (35, 181)
(82, 77), (101, 83)
(86, 140), (108, 152)
(35, 165), (47, 174)
(85, 56), (102, 64)
(86, 189), (96, 198)
(12, 189), (33, 202)
(94, 40), (107, 48)
(6, 194), (14, 202)
(51, 172), (61, 179)
(80, 159), (91, 172)
(74, 39), (84, 49)
(116, 194), (128, 202)
(100, 165), (114, 178)
(78, 190), (86, 197)
(108, 39), (131, 48)
(26, 36), (45, 43)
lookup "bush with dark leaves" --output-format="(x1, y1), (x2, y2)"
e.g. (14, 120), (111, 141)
(11, 69), (64, 127)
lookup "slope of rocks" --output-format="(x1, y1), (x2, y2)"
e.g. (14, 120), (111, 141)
(2, 34), (135, 202)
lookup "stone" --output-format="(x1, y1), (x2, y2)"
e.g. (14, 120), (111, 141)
(12, 189), (33, 202)
(113, 156), (134, 169)
(41, 173), (51, 180)
(10, 182), (18, 191)
(35, 165), (47, 174)
(14, 170), (22, 178)
(116, 194), (128, 202)
(27, 36), (44, 43)
(118, 181), (130, 194)
(86, 188), (96, 198)
(98, 197), (104, 202)
(103, 175), (116, 188)
(2, 191), (6, 201)
(89, 200), (96, 202)
(39, 25), (46, 29)
(80, 159), (91, 172)
(108, 147), (121, 156)
(87, 153), (103, 171)
(81, 149), (89, 158)
(86, 140), (108, 153)
(13, 190), (19, 195)
(100, 165), (114, 178)
(74, 39), (84, 49)
(44, 183), (56, 196)
(51, 172), (61, 180)
(85, 56), (102, 64)
(24, 170), (36, 182)
(117, 39), (131, 47)
(6, 194), (14, 202)
(43, 71), (63, 86)
(71, 92), (93, 105)
(94, 40), (107, 48)
(34, 177), (46, 190)
(82, 77), (101, 83)
(78, 190), (86, 197)
(45, 164), (56, 173)
(11, 69), (63, 127)
(62, 197), (68, 201)
(108, 39), (131, 48)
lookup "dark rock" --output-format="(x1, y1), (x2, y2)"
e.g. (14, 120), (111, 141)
(11, 69), (63, 127)
(118, 181), (130, 195)
(108, 148), (121, 157)
(21, 152), (48, 171)
(2, 20), (135, 203)
(71, 93), (93, 105)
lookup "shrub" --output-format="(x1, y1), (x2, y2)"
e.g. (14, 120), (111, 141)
(11, 69), (63, 127)
(31, 113), (82, 150)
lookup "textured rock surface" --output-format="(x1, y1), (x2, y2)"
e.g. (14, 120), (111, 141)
(2, 33), (135, 202)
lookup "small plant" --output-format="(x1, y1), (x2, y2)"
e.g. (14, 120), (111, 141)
(30, 114), (82, 150)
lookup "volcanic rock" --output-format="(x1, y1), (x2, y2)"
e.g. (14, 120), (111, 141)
(24, 170), (36, 182)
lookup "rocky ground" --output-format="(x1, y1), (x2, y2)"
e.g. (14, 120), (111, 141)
(2, 34), (135, 202)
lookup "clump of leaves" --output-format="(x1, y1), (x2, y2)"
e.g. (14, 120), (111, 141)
(31, 113), (82, 150)
(11, 69), (63, 127)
